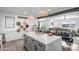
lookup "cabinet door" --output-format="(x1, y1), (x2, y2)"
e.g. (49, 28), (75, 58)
(36, 41), (45, 51)
(31, 39), (37, 51)
(24, 34), (27, 47)
(31, 39), (45, 51)
(24, 35), (31, 51)
(26, 36), (32, 51)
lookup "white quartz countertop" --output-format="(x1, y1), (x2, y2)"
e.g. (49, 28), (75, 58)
(73, 36), (79, 40)
(24, 32), (61, 44)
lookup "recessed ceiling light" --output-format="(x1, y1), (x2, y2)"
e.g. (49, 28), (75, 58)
(23, 12), (27, 15)
(48, 9), (51, 11)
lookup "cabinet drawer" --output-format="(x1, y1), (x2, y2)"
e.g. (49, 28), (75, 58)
(31, 39), (45, 51)
(37, 41), (45, 51)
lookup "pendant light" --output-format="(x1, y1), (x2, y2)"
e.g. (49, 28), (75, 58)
(39, 10), (48, 16)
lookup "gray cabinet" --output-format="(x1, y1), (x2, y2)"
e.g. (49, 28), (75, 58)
(31, 39), (38, 51)
(31, 39), (45, 51)
(24, 34), (45, 51)
(24, 34), (31, 50)
(24, 32), (62, 51)
(36, 41), (45, 51)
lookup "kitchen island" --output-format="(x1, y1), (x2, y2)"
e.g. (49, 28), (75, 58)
(24, 32), (62, 51)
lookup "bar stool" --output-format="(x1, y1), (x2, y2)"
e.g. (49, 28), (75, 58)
(0, 35), (3, 51)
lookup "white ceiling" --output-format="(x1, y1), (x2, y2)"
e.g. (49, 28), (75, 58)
(0, 7), (74, 17)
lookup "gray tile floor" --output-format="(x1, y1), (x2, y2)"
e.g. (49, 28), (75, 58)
(1, 39), (79, 51)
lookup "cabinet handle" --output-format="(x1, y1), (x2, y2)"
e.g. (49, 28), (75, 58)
(24, 34), (25, 36)
(39, 44), (42, 47)
(34, 45), (37, 51)
(32, 40), (34, 42)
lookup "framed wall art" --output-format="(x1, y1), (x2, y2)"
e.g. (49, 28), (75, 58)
(5, 16), (15, 28)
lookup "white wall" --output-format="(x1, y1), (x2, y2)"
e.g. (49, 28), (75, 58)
(0, 12), (38, 41)
(49, 11), (79, 29)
